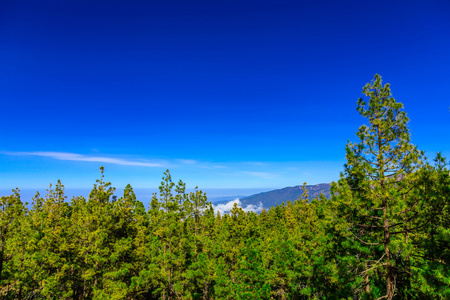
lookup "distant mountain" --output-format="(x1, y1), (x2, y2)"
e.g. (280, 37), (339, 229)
(239, 183), (331, 209)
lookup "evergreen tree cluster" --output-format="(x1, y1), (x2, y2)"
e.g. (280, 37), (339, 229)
(1, 75), (449, 299)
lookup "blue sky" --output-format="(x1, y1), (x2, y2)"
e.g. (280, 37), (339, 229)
(1, 0), (449, 195)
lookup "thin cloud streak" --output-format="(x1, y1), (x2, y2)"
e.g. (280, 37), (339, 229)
(2, 151), (166, 167)
(177, 159), (198, 165)
(240, 171), (275, 179)
(199, 165), (228, 169)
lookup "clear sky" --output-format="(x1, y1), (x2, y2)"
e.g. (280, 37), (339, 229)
(1, 0), (449, 193)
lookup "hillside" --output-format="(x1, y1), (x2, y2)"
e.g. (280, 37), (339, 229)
(239, 183), (331, 208)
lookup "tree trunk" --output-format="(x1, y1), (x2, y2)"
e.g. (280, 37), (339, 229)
(0, 235), (4, 283)
(383, 198), (394, 299)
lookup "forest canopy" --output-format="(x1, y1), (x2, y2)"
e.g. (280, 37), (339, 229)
(0, 75), (449, 299)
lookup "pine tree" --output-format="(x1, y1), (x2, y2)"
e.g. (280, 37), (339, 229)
(75, 166), (116, 298)
(184, 187), (215, 299)
(331, 74), (441, 299)
(102, 184), (142, 299)
(151, 170), (189, 299)
(33, 181), (73, 298)
(0, 189), (26, 298)
(404, 153), (450, 298)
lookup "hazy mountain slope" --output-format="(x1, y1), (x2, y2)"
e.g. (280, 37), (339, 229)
(239, 183), (331, 208)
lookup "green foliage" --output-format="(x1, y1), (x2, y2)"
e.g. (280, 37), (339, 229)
(0, 75), (448, 299)
(331, 74), (449, 299)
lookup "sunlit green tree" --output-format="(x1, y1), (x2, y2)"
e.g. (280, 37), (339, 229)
(332, 74), (447, 299)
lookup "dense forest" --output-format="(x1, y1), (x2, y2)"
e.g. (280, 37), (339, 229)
(1, 75), (449, 299)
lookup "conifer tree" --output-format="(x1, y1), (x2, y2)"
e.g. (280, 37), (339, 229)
(404, 153), (450, 298)
(34, 181), (73, 298)
(76, 166), (116, 298)
(184, 187), (215, 298)
(151, 170), (189, 299)
(0, 189), (26, 298)
(331, 74), (442, 299)
(102, 184), (142, 299)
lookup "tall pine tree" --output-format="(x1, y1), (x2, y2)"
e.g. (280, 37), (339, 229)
(332, 74), (432, 299)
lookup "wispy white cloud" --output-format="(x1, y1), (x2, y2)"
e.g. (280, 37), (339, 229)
(213, 198), (263, 215)
(177, 159), (198, 165)
(2, 151), (166, 167)
(199, 165), (228, 169)
(242, 202), (264, 213)
(213, 198), (239, 215)
(240, 171), (275, 179)
(178, 159), (227, 170)
(213, 165), (227, 169)
(244, 161), (268, 166)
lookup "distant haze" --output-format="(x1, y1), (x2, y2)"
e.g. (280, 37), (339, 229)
(0, 187), (275, 206)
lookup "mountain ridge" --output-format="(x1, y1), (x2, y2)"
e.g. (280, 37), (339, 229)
(239, 183), (331, 209)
